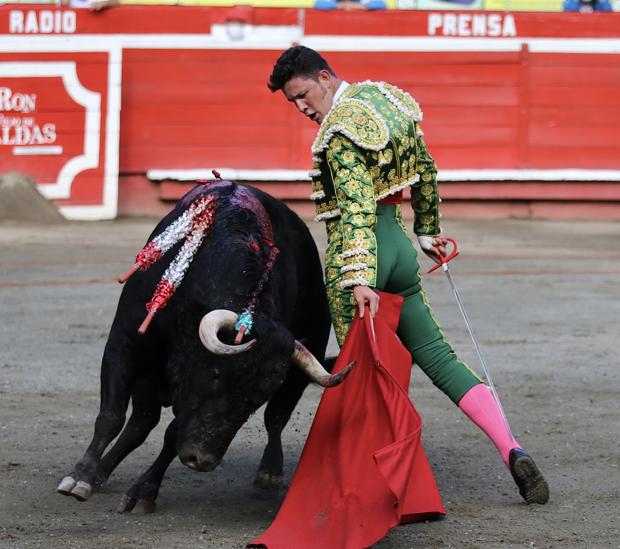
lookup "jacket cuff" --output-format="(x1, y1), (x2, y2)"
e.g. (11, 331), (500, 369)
(339, 242), (375, 287)
(340, 274), (372, 289)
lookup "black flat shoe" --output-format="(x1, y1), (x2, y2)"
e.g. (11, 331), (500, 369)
(509, 448), (550, 505)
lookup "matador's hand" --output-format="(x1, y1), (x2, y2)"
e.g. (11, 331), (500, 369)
(353, 286), (380, 319)
(417, 235), (448, 263)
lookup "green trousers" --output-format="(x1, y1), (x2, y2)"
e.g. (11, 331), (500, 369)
(326, 204), (481, 404)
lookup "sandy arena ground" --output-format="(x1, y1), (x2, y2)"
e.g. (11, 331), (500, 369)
(1, 214), (619, 548)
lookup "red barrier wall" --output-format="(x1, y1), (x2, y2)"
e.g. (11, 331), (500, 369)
(119, 48), (620, 173)
(1, 6), (619, 219)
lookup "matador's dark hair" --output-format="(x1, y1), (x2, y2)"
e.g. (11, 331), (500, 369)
(267, 46), (337, 92)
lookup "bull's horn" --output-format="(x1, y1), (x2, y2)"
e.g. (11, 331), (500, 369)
(292, 340), (355, 388)
(199, 310), (257, 355)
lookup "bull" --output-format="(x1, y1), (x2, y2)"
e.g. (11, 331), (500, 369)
(57, 181), (351, 512)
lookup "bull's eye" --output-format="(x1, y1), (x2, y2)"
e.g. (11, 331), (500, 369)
(213, 369), (220, 379)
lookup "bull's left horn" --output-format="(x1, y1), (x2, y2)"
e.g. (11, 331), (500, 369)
(292, 340), (355, 388)
(199, 310), (257, 355)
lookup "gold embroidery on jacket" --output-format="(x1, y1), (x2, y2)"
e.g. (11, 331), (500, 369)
(312, 81), (441, 340)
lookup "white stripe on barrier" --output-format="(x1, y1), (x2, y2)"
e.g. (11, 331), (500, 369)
(1, 34), (620, 54)
(147, 168), (620, 183)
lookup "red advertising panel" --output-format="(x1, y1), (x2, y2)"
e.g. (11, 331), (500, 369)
(305, 10), (620, 37)
(0, 49), (120, 219)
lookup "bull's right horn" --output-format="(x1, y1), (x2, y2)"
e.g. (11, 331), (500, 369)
(292, 340), (355, 388)
(199, 310), (257, 355)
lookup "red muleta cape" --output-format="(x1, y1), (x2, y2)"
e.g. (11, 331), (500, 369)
(248, 292), (445, 549)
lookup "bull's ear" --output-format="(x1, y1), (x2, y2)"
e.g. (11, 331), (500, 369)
(252, 311), (295, 356)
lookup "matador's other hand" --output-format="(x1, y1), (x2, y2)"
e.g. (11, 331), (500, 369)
(417, 235), (448, 263)
(353, 286), (379, 319)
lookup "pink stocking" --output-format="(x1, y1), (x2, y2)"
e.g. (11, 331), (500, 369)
(458, 383), (520, 466)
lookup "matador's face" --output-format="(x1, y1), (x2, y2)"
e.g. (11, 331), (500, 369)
(282, 70), (336, 125)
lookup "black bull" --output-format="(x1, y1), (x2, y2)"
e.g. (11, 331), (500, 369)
(57, 182), (350, 512)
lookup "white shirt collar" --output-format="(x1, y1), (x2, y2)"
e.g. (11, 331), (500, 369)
(332, 81), (350, 105)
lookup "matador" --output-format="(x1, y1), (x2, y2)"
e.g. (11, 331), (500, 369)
(268, 46), (549, 505)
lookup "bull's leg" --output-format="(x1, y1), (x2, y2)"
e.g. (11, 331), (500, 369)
(254, 282), (331, 491)
(117, 418), (178, 514)
(255, 368), (309, 490)
(58, 343), (136, 501)
(96, 376), (162, 485)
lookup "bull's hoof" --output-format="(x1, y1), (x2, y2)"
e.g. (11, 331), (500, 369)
(57, 476), (77, 496)
(70, 480), (93, 502)
(117, 494), (157, 514)
(117, 494), (137, 513)
(58, 477), (93, 501)
(253, 471), (284, 491)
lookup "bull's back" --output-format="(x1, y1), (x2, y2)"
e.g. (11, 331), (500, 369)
(113, 182), (328, 351)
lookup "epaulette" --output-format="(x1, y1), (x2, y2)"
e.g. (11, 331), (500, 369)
(311, 98), (389, 155)
(376, 82), (423, 122)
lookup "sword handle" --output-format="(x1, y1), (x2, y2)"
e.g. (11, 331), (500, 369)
(427, 237), (459, 274)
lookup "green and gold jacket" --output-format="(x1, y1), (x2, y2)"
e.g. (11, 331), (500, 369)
(310, 81), (441, 289)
